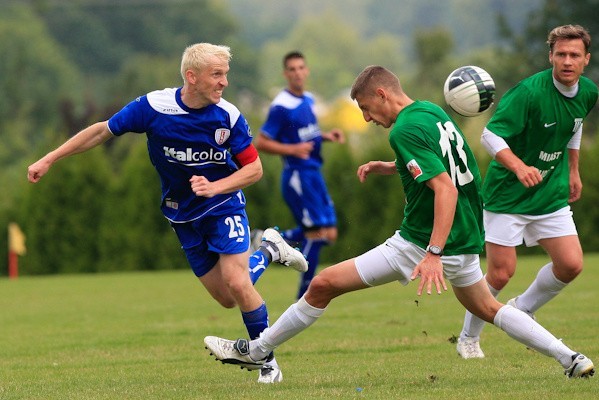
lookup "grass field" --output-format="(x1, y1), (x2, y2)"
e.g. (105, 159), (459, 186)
(1, 254), (598, 399)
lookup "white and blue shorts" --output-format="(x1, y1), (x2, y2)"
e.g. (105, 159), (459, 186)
(281, 167), (337, 231)
(170, 211), (250, 277)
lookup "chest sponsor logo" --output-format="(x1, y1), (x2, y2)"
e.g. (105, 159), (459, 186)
(163, 147), (227, 163)
(215, 128), (230, 145)
(406, 159), (423, 180)
(298, 123), (320, 141)
(538, 150), (562, 162)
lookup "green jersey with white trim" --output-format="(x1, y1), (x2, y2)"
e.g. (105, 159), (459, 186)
(390, 101), (484, 256)
(483, 69), (598, 215)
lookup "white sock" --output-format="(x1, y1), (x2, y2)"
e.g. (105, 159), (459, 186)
(460, 276), (500, 340)
(493, 305), (575, 367)
(516, 263), (567, 314)
(251, 296), (325, 360)
(264, 356), (279, 368)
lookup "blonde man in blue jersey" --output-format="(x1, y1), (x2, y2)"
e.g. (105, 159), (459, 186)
(27, 43), (308, 384)
(204, 65), (594, 379)
(457, 25), (598, 359)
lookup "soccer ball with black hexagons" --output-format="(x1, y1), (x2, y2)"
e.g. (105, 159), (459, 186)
(443, 66), (495, 117)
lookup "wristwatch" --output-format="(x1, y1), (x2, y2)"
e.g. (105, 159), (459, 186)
(426, 245), (443, 256)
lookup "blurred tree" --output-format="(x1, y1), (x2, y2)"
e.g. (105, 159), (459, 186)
(20, 146), (113, 275)
(572, 142), (599, 251)
(412, 28), (455, 105)
(34, 0), (260, 103)
(97, 138), (187, 273)
(259, 11), (407, 101)
(0, 5), (82, 163)
(0, 5), (85, 275)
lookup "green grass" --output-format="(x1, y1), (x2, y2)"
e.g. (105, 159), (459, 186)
(1, 255), (598, 399)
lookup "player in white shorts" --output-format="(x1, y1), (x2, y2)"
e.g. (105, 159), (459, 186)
(457, 24), (598, 360)
(355, 232), (482, 289)
(203, 65), (594, 379)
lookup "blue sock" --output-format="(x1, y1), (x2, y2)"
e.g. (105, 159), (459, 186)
(297, 238), (327, 299)
(242, 302), (269, 340)
(248, 249), (271, 284)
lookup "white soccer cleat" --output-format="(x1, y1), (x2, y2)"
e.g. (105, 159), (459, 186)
(257, 364), (283, 383)
(204, 336), (265, 371)
(507, 297), (536, 320)
(262, 228), (308, 272)
(457, 337), (485, 359)
(565, 353), (595, 378)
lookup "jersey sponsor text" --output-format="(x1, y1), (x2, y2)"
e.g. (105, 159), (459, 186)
(163, 147), (227, 164)
(538, 150), (562, 162)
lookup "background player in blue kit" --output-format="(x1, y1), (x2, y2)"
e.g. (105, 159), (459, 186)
(255, 51), (345, 299)
(27, 43), (307, 384)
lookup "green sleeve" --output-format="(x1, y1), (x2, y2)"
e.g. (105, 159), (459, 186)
(486, 84), (531, 138)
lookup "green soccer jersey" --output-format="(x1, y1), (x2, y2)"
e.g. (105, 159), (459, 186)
(483, 69), (598, 214)
(389, 101), (484, 255)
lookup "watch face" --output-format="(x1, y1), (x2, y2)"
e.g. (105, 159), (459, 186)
(427, 245), (442, 255)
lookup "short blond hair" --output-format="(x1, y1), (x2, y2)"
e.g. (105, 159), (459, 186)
(180, 43), (231, 81)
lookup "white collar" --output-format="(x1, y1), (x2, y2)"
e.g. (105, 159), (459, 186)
(553, 75), (579, 98)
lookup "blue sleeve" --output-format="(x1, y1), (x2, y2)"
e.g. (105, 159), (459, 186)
(260, 106), (285, 140)
(107, 96), (151, 136)
(229, 113), (254, 156)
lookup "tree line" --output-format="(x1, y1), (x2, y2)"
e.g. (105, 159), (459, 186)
(2, 0), (599, 275)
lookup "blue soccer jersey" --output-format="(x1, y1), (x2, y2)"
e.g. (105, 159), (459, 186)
(108, 87), (253, 223)
(261, 89), (323, 169)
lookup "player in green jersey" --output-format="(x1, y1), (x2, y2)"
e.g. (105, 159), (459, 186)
(204, 65), (594, 379)
(457, 25), (599, 360)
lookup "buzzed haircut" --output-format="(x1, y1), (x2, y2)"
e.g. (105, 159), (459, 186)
(350, 65), (402, 100)
(547, 25), (591, 53)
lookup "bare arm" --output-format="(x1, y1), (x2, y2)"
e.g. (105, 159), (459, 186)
(190, 156), (263, 198)
(254, 133), (314, 159)
(356, 160), (397, 183)
(568, 148), (582, 203)
(410, 172), (455, 296)
(28, 121), (113, 183)
(494, 147), (542, 188)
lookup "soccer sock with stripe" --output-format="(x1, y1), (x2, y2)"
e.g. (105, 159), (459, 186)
(248, 249), (272, 284)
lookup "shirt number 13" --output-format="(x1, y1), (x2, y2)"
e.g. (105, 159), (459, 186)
(437, 121), (474, 187)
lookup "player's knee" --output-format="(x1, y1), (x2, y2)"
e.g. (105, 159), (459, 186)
(326, 228), (338, 243)
(306, 274), (336, 300)
(486, 267), (513, 290)
(225, 276), (252, 301)
(554, 260), (583, 282)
